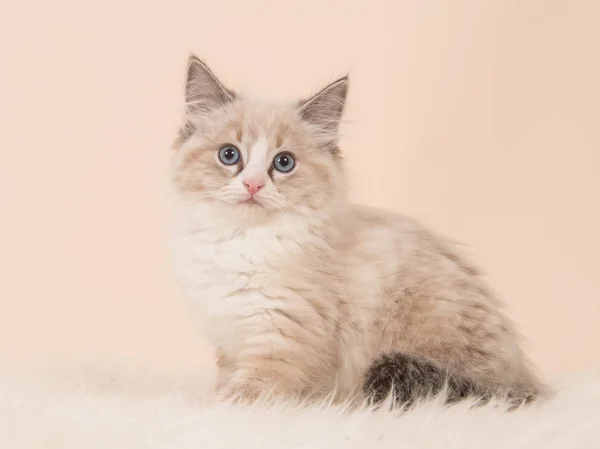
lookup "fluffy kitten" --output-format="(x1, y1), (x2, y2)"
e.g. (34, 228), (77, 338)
(169, 55), (544, 406)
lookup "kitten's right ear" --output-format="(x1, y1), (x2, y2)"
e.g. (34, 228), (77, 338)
(297, 76), (349, 135)
(185, 55), (235, 114)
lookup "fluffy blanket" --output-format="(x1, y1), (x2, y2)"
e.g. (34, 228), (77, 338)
(0, 360), (598, 449)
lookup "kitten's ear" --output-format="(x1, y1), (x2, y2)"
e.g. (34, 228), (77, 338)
(185, 55), (235, 114)
(297, 76), (349, 134)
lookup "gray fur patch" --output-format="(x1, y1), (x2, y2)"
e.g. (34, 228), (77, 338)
(363, 352), (487, 406)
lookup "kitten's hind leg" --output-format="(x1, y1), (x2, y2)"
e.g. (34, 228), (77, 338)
(363, 352), (488, 407)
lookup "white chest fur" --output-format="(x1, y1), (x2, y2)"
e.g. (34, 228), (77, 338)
(170, 206), (310, 356)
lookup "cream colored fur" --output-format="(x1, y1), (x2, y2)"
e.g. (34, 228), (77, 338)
(169, 56), (543, 404)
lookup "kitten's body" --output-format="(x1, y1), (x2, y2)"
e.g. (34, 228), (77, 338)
(170, 57), (543, 404)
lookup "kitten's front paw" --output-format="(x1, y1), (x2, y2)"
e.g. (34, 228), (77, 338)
(217, 377), (265, 404)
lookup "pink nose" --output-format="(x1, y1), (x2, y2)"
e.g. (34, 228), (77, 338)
(243, 179), (264, 196)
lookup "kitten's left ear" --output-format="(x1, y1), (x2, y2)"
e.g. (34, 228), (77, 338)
(297, 76), (349, 134)
(185, 55), (236, 114)
(175, 56), (236, 148)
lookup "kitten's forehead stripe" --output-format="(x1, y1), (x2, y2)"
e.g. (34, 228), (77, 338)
(251, 135), (269, 158)
(245, 135), (270, 174)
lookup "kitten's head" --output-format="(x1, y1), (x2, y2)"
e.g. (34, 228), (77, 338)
(171, 55), (348, 223)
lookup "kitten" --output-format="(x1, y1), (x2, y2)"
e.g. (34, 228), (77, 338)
(169, 55), (544, 406)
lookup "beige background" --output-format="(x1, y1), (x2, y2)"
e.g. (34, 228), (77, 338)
(0, 0), (598, 379)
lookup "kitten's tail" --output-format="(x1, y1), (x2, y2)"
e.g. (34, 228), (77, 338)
(363, 352), (537, 409)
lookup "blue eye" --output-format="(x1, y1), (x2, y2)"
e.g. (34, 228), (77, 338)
(218, 145), (240, 165)
(273, 152), (295, 173)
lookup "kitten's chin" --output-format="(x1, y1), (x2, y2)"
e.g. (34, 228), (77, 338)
(237, 198), (278, 217)
(234, 195), (281, 213)
(213, 197), (280, 223)
(239, 198), (262, 207)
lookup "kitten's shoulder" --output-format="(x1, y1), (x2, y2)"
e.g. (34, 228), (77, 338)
(343, 203), (429, 257)
(348, 204), (424, 235)
(347, 204), (481, 275)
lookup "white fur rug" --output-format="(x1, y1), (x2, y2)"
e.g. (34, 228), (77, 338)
(0, 361), (599, 449)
